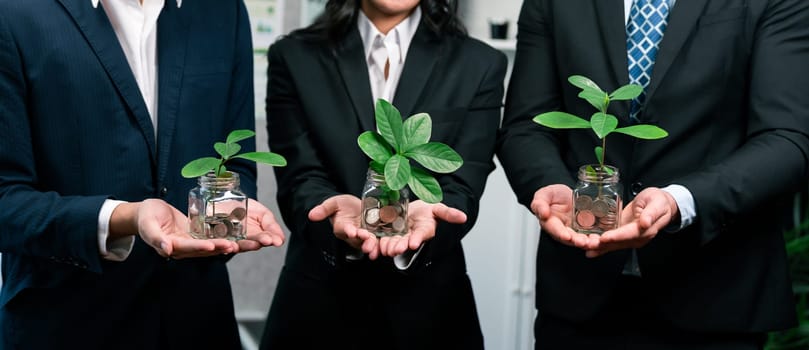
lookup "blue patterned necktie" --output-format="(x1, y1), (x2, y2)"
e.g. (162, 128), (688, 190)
(626, 0), (671, 121)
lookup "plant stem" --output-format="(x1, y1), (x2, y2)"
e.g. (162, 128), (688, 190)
(600, 138), (607, 169)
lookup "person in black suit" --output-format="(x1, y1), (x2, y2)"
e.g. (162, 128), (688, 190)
(0, 1), (284, 348)
(497, 0), (809, 349)
(261, 0), (506, 349)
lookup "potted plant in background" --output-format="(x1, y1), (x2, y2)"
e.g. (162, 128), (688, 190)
(356, 99), (464, 237)
(181, 130), (286, 240)
(534, 75), (668, 234)
(767, 185), (809, 349)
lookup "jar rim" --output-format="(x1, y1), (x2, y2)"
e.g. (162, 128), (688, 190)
(577, 164), (620, 183)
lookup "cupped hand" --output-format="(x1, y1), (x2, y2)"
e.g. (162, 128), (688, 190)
(378, 200), (467, 258)
(587, 187), (678, 258)
(309, 195), (379, 260)
(136, 199), (238, 259)
(531, 185), (599, 250)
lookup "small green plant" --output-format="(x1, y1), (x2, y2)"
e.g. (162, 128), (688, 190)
(534, 75), (668, 174)
(357, 99), (463, 204)
(181, 129), (287, 178)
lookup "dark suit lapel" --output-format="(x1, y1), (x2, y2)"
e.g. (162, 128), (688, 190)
(57, 0), (157, 160)
(335, 29), (376, 132)
(393, 25), (441, 118)
(594, 0), (631, 89)
(155, 4), (189, 184)
(645, 1), (707, 103)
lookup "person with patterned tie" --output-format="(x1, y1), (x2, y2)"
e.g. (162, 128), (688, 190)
(498, 0), (808, 349)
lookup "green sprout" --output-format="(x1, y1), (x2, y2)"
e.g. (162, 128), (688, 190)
(181, 129), (287, 178)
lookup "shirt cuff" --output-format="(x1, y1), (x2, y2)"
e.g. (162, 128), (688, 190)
(393, 243), (424, 270)
(98, 199), (136, 261)
(661, 184), (697, 232)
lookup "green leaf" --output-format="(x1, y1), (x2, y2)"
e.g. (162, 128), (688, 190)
(214, 142), (241, 159)
(181, 157), (221, 178)
(234, 152), (287, 167)
(369, 161), (386, 174)
(568, 75), (604, 94)
(226, 129), (255, 144)
(590, 113), (619, 139)
(603, 165), (615, 175)
(402, 113), (431, 150)
(375, 99), (405, 153)
(408, 168), (443, 204)
(595, 146), (604, 165)
(533, 111), (591, 129)
(613, 125), (669, 139)
(358, 131), (393, 163)
(384, 155), (411, 191)
(404, 143), (463, 173)
(586, 165), (597, 177)
(609, 84), (643, 101)
(579, 90), (609, 112)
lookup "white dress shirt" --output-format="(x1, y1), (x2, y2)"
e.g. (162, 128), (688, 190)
(94, 0), (183, 261)
(624, 0), (694, 231)
(357, 7), (421, 103)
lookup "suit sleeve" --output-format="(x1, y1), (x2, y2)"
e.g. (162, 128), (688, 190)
(265, 41), (343, 260)
(497, 0), (576, 210)
(0, 12), (104, 273)
(418, 49), (508, 269)
(675, 0), (809, 244)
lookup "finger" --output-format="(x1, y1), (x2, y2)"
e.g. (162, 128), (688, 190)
(531, 196), (550, 219)
(638, 198), (668, 230)
(408, 229), (427, 251)
(541, 216), (573, 245)
(383, 235), (405, 257)
(260, 211), (285, 239)
(308, 197), (339, 222)
(432, 204), (467, 224)
(379, 236), (391, 256)
(237, 239), (262, 252)
(166, 238), (221, 258)
(359, 230), (379, 259)
(341, 222), (359, 240)
(599, 222), (642, 244)
(392, 235), (410, 256)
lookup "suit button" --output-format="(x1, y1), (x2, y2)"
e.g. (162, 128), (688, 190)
(631, 182), (643, 196)
(159, 187), (168, 197)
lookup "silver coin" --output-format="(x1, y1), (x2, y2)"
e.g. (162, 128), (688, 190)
(364, 208), (380, 225)
(575, 195), (593, 211)
(392, 217), (406, 233)
(362, 196), (380, 209)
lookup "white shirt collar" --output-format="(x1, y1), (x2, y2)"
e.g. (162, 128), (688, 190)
(357, 7), (421, 64)
(92, 0), (182, 9)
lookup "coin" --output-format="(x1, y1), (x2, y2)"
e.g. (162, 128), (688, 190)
(392, 217), (406, 233)
(591, 200), (609, 218)
(362, 196), (380, 209)
(576, 210), (596, 229)
(211, 220), (231, 238)
(229, 207), (247, 221)
(379, 206), (399, 223)
(364, 208), (380, 225)
(575, 195), (593, 210)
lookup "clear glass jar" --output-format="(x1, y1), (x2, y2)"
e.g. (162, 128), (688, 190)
(188, 171), (247, 240)
(360, 169), (409, 237)
(572, 165), (623, 234)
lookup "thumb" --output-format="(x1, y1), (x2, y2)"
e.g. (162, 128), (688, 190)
(138, 213), (172, 256)
(308, 197), (339, 222)
(432, 204), (467, 224)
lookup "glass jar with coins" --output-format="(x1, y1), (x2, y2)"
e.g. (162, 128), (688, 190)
(572, 165), (622, 234)
(187, 171), (248, 240)
(360, 169), (409, 237)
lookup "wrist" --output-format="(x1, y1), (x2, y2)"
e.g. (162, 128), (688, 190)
(109, 202), (141, 239)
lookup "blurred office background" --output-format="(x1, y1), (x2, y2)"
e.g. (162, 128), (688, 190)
(231, 0), (534, 349)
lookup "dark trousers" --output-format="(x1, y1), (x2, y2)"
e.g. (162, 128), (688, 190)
(535, 277), (766, 350)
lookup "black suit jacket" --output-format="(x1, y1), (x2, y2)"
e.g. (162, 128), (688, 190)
(0, 0), (255, 348)
(498, 0), (808, 333)
(262, 24), (507, 350)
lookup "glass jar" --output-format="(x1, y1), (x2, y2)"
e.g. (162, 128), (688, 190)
(188, 171), (247, 240)
(572, 165), (623, 234)
(360, 169), (409, 237)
